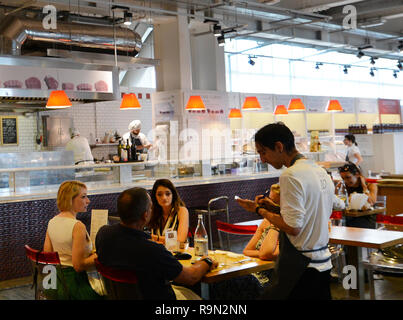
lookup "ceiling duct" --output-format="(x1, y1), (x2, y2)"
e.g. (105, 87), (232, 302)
(0, 15), (142, 56)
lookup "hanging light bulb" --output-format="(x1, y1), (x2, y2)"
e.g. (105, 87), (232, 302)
(242, 97), (261, 110)
(274, 105), (288, 115)
(185, 96), (205, 110)
(228, 108), (242, 118)
(326, 100), (343, 112)
(46, 90), (72, 109)
(288, 98), (305, 111)
(120, 93), (141, 109)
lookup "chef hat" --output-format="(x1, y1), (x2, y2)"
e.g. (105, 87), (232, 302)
(70, 128), (80, 137)
(128, 120), (142, 130)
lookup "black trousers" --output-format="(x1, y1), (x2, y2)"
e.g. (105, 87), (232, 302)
(288, 268), (332, 300)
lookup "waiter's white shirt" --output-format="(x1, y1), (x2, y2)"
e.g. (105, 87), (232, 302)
(65, 136), (94, 164)
(280, 159), (334, 271)
(346, 145), (361, 164)
(122, 131), (150, 147)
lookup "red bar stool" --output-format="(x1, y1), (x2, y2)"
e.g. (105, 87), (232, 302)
(216, 220), (258, 251)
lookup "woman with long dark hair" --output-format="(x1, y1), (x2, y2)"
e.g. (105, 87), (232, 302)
(149, 179), (189, 245)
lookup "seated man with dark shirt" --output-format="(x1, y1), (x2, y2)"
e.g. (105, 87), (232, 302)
(95, 187), (217, 300)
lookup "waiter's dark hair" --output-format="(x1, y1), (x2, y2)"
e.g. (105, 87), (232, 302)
(344, 134), (358, 146)
(117, 187), (150, 224)
(254, 122), (296, 154)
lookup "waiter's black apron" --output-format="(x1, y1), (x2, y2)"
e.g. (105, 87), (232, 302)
(260, 154), (330, 300)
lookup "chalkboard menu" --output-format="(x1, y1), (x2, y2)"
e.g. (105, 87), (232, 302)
(1, 116), (18, 145)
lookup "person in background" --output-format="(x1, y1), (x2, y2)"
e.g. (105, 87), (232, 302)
(337, 162), (378, 229)
(343, 134), (363, 167)
(65, 128), (94, 165)
(237, 122), (334, 300)
(148, 179), (189, 245)
(122, 120), (152, 153)
(43, 180), (103, 300)
(95, 187), (217, 300)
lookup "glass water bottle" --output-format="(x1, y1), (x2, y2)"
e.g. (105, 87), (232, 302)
(194, 214), (209, 256)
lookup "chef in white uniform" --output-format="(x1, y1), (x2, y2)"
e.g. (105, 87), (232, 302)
(65, 128), (94, 165)
(122, 120), (152, 153)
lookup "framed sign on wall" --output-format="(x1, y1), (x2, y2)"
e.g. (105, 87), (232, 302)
(1, 116), (18, 146)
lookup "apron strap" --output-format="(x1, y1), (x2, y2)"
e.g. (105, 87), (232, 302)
(299, 244), (329, 253)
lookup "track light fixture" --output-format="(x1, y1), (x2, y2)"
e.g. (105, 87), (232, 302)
(343, 65), (350, 74)
(369, 67), (376, 77)
(370, 57), (377, 65)
(123, 11), (133, 26)
(248, 55), (256, 66)
(315, 62), (323, 70)
(217, 34), (225, 46)
(398, 41), (403, 51)
(398, 61), (403, 71)
(357, 50), (365, 58)
(213, 24), (221, 37)
(393, 70), (398, 78)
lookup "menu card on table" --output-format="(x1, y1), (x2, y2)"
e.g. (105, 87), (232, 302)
(90, 209), (109, 248)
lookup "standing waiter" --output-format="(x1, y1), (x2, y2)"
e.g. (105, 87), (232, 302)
(122, 120), (152, 153)
(237, 123), (334, 300)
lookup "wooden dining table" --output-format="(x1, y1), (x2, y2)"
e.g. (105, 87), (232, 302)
(178, 248), (275, 300)
(328, 225), (403, 300)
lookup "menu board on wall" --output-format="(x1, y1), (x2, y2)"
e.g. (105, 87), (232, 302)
(356, 98), (378, 113)
(305, 96), (329, 113)
(378, 99), (401, 114)
(337, 97), (355, 113)
(1, 116), (18, 145)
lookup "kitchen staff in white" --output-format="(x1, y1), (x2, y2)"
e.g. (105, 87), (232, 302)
(344, 134), (363, 166)
(65, 128), (94, 165)
(122, 120), (152, 153)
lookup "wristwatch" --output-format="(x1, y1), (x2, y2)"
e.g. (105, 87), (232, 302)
(201, 257), (213, 269)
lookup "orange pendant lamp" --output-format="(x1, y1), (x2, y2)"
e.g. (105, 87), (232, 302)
(242, 96), (261, 110)
(185, 95), (205, 110)
(46, 90), (72, 109)
(326, 99), (343, 112)
(288, 98), (305, 111)
(228, 108), (242, 118)
(120, 93), (141, 110)
(274, 105), (288, 115)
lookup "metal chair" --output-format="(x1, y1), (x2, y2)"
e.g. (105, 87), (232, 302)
(94, 258), (142, 300)
(215, 220), (257, 251)
(24, 245), (69, 300)
(194, 196), (230, 250)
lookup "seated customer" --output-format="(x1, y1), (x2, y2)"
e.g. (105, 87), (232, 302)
(148, 179), (189, 245)
(336, 162), (378, 228)
(43, 180), (103, 300)
(210, 185), (280, 300)
(95, 187), (217, 300)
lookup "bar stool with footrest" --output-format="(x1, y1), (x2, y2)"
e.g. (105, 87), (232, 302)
(194, 196), (230, 250)
(94, 258), (142, 300)
(215, 220), (258, 251)
(24, 245), (69, 300)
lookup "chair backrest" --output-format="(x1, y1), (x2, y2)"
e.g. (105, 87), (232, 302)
(94, 258), (142, 300)
(216, 220), (258, 235)
(24, 245), (67, 300)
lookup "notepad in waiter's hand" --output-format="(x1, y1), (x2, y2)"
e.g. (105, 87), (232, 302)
(90, 209), (109, 249)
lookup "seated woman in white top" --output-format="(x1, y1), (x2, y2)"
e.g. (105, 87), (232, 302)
(43, 180), (102, 300)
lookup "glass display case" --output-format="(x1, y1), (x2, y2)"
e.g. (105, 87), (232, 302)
(0, 152), (272, 199)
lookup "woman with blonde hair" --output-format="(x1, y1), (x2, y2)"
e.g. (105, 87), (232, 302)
(43, 180), (103, 300)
